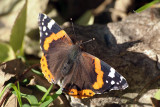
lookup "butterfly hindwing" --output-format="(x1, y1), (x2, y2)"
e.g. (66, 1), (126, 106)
(63, 52), (128, 99)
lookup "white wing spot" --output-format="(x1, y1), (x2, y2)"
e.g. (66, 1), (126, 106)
(120, 76), (124, 80)
(120, 76), (124, 83)
(39, 32), (42, 37)
(42, 22), (44, 25)
(116, 82), (119, 85)
(43, 26), (46, 31)
(108, 68), (115, 78)
(111, 81), (115, 85)
(43, 14), (47, 21)
(106, 80), (108, 83)
(48, 20), (55, 30)
(45, 32), (48, 36)
(39, 26), (42, 31)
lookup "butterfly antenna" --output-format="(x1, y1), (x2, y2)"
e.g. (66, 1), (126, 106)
(70, 18), (76, 37)
(70, 18), (95, 44)
(82, 38), (95, 44)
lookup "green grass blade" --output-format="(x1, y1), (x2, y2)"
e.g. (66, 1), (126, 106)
(0, 42), (15, 63)
(135, 0), (159, 13)
(21, 94), (39, 106)
(12, 82), (22, 107)
(9, 84), (22, 107)
(22, 104), (31, 107)
(17, 81), (22, 106)
(39, 96), (52, 107)
(9, 0), (27, 56)
(13, 92), (39, 106)
(39, 88), (62, 107)
(38, 84), (53, 105)
(31, 69), (43, 76)
(35, 85), (47, 93)
(0, 83), (14, 99)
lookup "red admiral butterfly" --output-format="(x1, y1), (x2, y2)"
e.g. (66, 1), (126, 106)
(38, 13), (128, 99)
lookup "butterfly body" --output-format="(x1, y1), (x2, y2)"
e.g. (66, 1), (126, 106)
(38, 13), (128, 99)
(60, 43), (81, 76)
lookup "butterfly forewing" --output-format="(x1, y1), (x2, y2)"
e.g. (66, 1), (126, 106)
(38, 13), (73, 83)
(38, 14), (73, 52)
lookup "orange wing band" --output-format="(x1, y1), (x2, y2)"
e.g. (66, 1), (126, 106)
(41, 54), (54, 83)
(43, 30), (66, 51)
(68, 89), (95, 99)
(92, 58), (104, 89)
